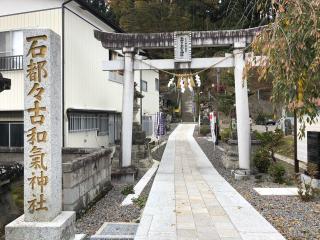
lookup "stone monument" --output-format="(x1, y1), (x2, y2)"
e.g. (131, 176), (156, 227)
(132, 83), (149, 165)
(5, 29), (85, 240)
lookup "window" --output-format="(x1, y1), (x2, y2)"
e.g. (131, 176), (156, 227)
(68, 112), (109, 134)
(142, 80), (148, 92)
(98, 114), (109, 135)
(109, 71), (124, 84)
(0, 31), (23, 71)
(155, 78), (159, 91)
(0, 124), (9, 146)
(0, 31), (23, 57)
(115, 113), (122, 143)
(0, 122), (23, 147)
(0, 32), (11, 57)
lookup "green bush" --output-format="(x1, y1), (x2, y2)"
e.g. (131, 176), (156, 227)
(251, 130), (259, 140)
(256, 129), (284, 161)
(231, 130), (237, 140)
(268, 163), (286, 183)
(132, 195), (148, 209)
(199, 125), (211, 136)
(255, 112), (267, 125)
(121, 185), (135, 196)
(220, 128), (231, 142)
(253, 149), (271, 173)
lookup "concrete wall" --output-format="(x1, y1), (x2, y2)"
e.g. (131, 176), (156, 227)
(0, 8), (62, 111)
(0, 8), (62, 33)
(64, 8), (123, 113)
(141, 70), (160, 116)
(297, 116), (320, 164)
(135, 70), (160, 117)
(0, 6), (123, 148)
(63, 6), (124, 148)
(0, 147), (23, 165)
(67, 131), (109, 149)
(0, 0), (61, 16)
(0, 71), (23, 111)
(62, 148), (113, 213)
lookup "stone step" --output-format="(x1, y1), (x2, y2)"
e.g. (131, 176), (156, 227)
(182, 112), (194, 122)
(181, 90), (195, 122)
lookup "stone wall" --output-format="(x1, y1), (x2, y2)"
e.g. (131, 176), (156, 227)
(0, 147), (23, 165)
(0, 147), (113, 213)
(62, 148), (113, 212)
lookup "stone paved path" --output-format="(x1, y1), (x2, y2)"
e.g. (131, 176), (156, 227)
(135, 124), (285, 240)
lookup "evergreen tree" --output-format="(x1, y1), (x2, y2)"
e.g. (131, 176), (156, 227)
(106, 0), (272, 33)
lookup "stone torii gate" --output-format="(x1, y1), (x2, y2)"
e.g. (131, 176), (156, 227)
(94, 27), (263, 172)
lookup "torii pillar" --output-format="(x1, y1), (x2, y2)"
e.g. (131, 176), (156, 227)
(121, 47), (135, 167)
(234, 42), (251, 170)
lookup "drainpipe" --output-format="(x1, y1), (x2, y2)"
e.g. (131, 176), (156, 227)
(62, 0), (73, 147)
(294, 109), (299, 173)
(140, 70), (143, 124)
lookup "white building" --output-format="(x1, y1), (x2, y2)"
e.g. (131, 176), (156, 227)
(297, 114), (320, 169)
(0, 0), (159, 148)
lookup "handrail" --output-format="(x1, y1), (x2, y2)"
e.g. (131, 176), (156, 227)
(0, 55), (23, 71)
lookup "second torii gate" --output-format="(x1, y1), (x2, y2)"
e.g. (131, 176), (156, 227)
(94, 27), (264, 172)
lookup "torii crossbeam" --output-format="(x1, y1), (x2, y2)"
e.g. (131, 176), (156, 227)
(95, 27), (264, 172)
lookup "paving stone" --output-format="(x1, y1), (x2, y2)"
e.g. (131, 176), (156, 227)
(134, 124), (285, 240)
(177, 229), (197, 239)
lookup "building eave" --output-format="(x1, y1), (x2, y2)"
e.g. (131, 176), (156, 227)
(72, 0), (124, 33)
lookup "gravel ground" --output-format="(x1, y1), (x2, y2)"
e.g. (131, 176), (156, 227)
(75, 124), (178, 236)
(151, 123), (179, 161)
(76, 176), (155, 236)
(195, 134), (320, 240)
(151, 144), (167, 161)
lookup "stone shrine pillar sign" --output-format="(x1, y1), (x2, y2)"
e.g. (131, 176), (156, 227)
(5, 29), (84, 240)
(174, 32), (192, 62)
(23, 31), (62, 222)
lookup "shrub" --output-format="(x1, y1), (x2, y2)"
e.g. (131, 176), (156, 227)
(253, 149), (271, 173)
(251, 130), (259, 140)
(256, 129), (284, 161)
(132, 195), (148, 209)
(296, 163), (319, 201)
(220, 128), (231, 142)
(199, 125), (211, 136)
(121, 185), (135, 196)
(231, 130), (237, 140)
(255, 112), (267, 125)
(268, 163), (286, 183)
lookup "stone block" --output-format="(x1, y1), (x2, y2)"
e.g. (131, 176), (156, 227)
(62, 148), (112, 212)
(88, 187), (99, 203)
(63, 173), (75, 189)
(63, 187), (80, 205)
(5, 212), (78, 240)
(79, 176), (94, 197)
(63, 202), (79, 212)
(222, 153), (239, 170)
(301, 174), (320, 189)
